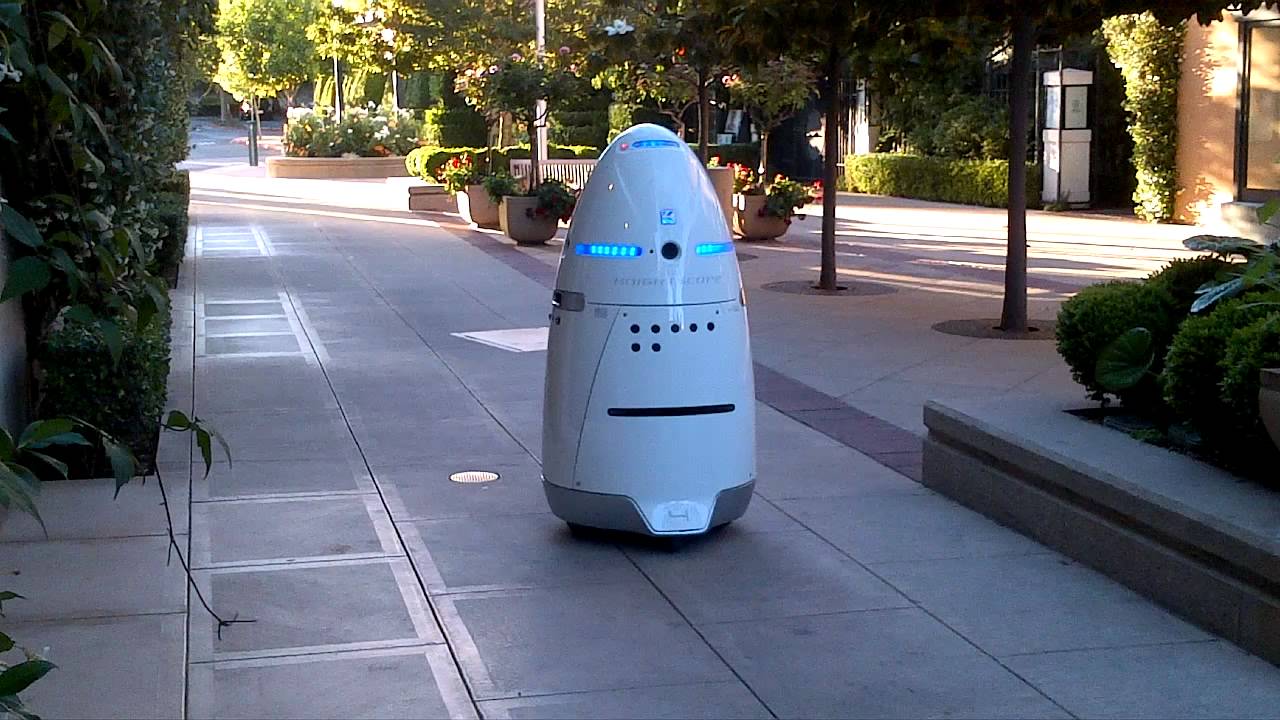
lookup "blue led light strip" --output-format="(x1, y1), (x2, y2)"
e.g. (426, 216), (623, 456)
(575, 243), (643, 258)
(695, 242), (734, 255)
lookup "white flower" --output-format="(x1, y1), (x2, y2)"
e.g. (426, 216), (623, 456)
(604, 18), (634, 36)
(341, 152), (359, 158)
(0, 60), (22, 83)
(287, 107), (312, 121)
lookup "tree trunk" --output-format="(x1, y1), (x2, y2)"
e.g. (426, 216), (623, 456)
(529, 108), (542, 188)
(697, 67), (710, 162)
(1000, 6), (1033, 333)
(818, 49), (842, 291)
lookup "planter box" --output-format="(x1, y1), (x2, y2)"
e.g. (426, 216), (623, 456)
(733, 193), (791, 241)
(265, 155), (412, 179)
(923, 397), (1280, 666)
(706, 166), (734, 228)
(458, 186), (500, 229)
(499, 196), (558, 245)
(407, 185), (454, 213)
(1262, 369), (1280, 452)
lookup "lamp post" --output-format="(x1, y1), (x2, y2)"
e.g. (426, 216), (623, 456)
(533, 0), (547, 185)
(331, 0), (344, 121)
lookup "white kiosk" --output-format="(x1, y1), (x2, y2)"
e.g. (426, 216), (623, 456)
(1042, 69), (1093, 208)
(541, 124), (757, 536)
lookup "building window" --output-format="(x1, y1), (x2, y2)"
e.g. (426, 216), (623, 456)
(1239, 18), (1280, 201)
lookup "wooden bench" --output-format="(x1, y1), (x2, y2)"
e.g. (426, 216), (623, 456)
(509, 159), (598, 189)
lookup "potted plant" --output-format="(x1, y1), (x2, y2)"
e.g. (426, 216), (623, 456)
(705, 156), (735, 226)
(500, 179), (576, 245)
(438, 155), (496, 227)
(733, 171), (816, 242)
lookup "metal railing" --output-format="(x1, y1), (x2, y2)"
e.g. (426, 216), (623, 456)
(509, 159), (598, 189)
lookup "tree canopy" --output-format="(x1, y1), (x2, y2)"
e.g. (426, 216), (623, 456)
(214, 0), (319, 103)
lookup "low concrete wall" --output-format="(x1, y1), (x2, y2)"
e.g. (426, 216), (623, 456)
(266, 155), (412, 179)
(0, 237), (27, 433)
(923, 398), (1280, 666)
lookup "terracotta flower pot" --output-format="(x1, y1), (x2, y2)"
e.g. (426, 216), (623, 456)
(457, 185), (500, 229)
(733, 193), (791, 241)
(1260, 368), (1280, 451)
(706, 166), (735, 228)
(500, 196), (559, 245)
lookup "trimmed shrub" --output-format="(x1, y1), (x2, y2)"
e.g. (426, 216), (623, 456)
(404, 144), (601, 182)
(1161, 299), (1273, 439)
(1056, 280), (1176, 407)
(1220, 314), (1280, 448)
(150, 191), (189, 288)
(400, 72), (442, 109)
(608, 103), (675, 140)
(706, 143), (760, 170)
(1145, 256), (1230, 316)
(37, 317), (171, 472)
(422, 106), (488, 148)
(843, 154), (1041, 209)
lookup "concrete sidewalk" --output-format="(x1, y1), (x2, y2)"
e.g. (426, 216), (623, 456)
(5, 163), (1280, 719)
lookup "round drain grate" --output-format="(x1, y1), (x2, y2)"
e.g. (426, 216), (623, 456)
(449, 470), (500, 484)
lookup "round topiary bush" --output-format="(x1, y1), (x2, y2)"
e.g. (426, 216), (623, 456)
(1146, 256), (1230, 316)
(1219, 313), (1280, 443)
(1161, 299), (1273, 442)
(1056, 280), (1176, 407)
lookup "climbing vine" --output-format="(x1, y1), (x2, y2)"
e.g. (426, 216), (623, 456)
(1101, 12), (1185, 223)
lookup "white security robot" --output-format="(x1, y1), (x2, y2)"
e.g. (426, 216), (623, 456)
(542, 124), (756, 536)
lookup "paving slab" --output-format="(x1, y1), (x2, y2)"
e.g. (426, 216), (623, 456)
(700, 607), (1070, 720)
(188, 646), (476, 720)
(477, 681), (772, 719)
(778, 491), (1050, 564)
(0, 472), (189, 542)
(195, 356), (337, 413)
(12, 613), (186, 720)
(1004, 641), (1280, 719)
(345, 413), (529, 467)
(374, 455), (548, 521)
(192, 458), (375, 500)
(627, 529), (910, 625)
(1, 535), (186, 621)
(200, 409), (358, 462)
(191, 558), (442, 661)
(401, 512), (640, 594)
(437, 581), (733, 700)
(192, 495), (400, 567)
(870, 552), (1212, 656)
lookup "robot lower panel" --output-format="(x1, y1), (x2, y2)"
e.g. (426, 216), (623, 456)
(542, 479), (754, 536)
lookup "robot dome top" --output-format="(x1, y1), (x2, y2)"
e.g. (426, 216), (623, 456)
(558, 123), (743, 307)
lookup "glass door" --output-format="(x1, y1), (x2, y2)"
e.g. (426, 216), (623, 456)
(1239, 19), (1280, 202)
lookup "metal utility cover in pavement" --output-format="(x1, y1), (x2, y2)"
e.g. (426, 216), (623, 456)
(451, 327), (549, 353)
(449, 471), (500, 484)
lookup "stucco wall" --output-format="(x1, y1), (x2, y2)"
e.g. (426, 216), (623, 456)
(0, 236), (27, 434)
(1175, 14), (1241, 224)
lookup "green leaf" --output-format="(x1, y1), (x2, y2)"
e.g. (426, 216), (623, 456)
(94, 39), (123, 85)
(97, 317), (122, 366)
(196, 428), (213, 475)
(0, 257), (51, 303)
(0, 693), (42, 720)
(1183, 235), (1263, 259)
(36, 65), (74, 98)
(41, 10), (79, 35)
(102, 438), (136, 497)
(18, 419), (75, 449)
(1096, 327), (1155, 393)
(22, 451), (68, 480)
(0, 465), (43, 531)
(25, 432), (91, 450)
(1259, 199), (1279, 225)
(164, 410), (191, 430)
(47, 20), (66, 49)
(0, 590), (22, 610)
(64, 305), (94, 325)
(0, 124), (15, 143)
(0, 660), (56, 697)
(0, 630), (13, 653)
(0, 429), (13, 461)
(0, 205), (44, 248)
(1191, 277), (1245, 313)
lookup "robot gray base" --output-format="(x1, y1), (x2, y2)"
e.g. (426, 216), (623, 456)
(542, 480), (754, 537)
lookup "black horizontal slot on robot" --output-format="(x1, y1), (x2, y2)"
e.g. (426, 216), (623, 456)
(607, 404), (736, 418)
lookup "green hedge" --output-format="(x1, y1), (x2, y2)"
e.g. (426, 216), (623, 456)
(405, 144), (601, 182)
(706, 143), (760, 170)
(843, 154), (1041, 208)
(422, 106), (488, 148)
(150, 189), (189, 288)
(38, 318), (171, 473)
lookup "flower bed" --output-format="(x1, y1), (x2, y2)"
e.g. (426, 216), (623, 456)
(283, 105), (420, 158)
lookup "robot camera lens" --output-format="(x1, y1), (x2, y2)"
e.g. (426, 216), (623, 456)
(660, 242), (680, 260)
